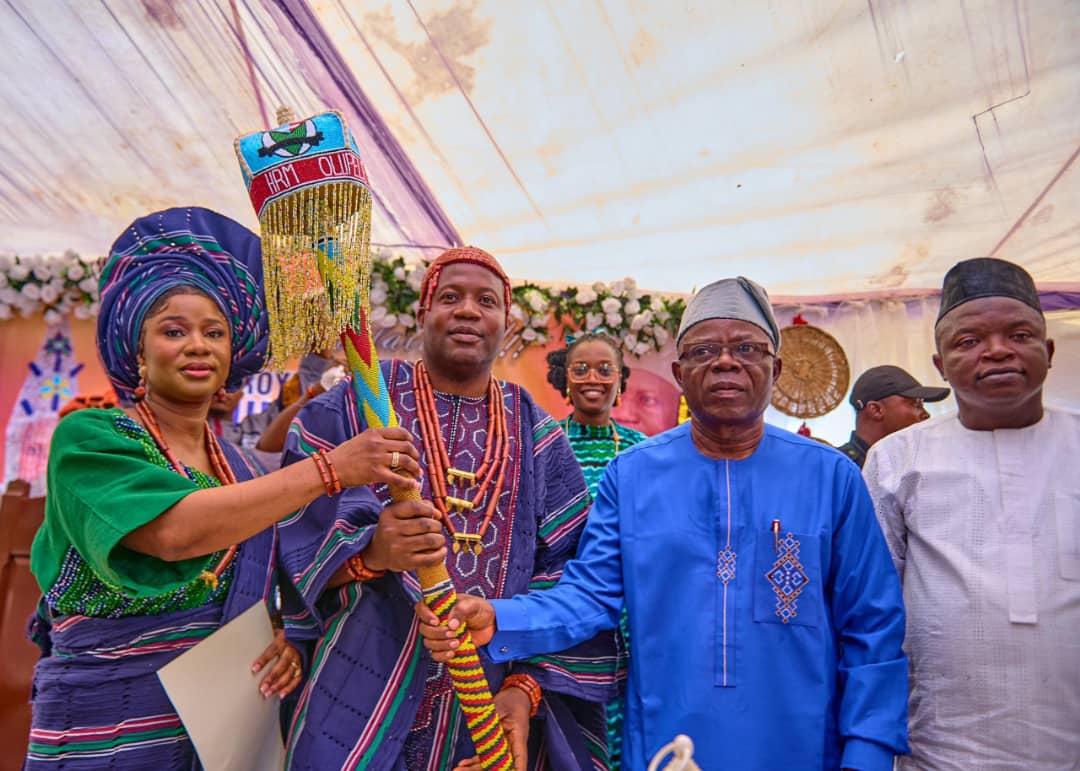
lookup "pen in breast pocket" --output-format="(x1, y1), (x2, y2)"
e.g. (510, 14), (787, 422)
(771, 519), (781, 551)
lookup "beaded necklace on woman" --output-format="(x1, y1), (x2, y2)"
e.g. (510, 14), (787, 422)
(561, 416), (621, 453)
(133, 396), (238, 589)
(413, 360), (510, 555)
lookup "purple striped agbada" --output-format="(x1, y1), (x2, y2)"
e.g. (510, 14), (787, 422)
(279, 360), (622, 770)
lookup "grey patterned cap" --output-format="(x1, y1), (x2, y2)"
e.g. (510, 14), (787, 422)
(676, 276), (781, 350)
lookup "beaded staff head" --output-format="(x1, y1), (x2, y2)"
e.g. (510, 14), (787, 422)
(235, 108), (373, 369)
(419, 246), (513, 325)
(98, 207), (268, 401)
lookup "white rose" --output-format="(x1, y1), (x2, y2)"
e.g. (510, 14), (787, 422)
(623, 333), (637, 348)
(40, 284), (60, 304)
(73, 303), (91, 320)
(78, 277), (97, 294)
(633, 341), (651, 356)
(610, 280), (626, 296)
(656, 308), (670, 323)
(534, 333), (547, 344)
(9, 263), (29, 281)
(0, 304), (10, 320)
(373, 279), (389, 293)
(585, 312), (604, 330)
(21, 283), (41, 300)
(654, 327), (670, 346)
(509, 304), (526, 322)
(530, 313), (546, 327)
(601, 297), (621, 314)
(16, 299), (36, 317)
(629, 312), (648, 331)
(0, 287), (17, 304)
(393, 266), (406, 280)
(399, 314), (415, 329)
(575, 288), (597, 305)
(0, 273), (7, 289)
(33, 265), (53, 282)
(527, 291), (547, 313)
(379, 313), (398, 328)
(406, 269), (424, 291)
(24, 254), (43, 269)
(592, 281), (606, 293)
(369, 305), (387, 322)
(369, 287), (387, 305)
(521, 328), (538, 341)
(0, 254), (13, 271)
(44, 308), (63, 325)
(605, 311), (623, 327)
(624, 299), (641, 315)
(409, 300), (419, 313)
(88, 301), (100, 316)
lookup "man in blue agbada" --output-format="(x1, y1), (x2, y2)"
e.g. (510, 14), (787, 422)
(419, 276), (910, 770)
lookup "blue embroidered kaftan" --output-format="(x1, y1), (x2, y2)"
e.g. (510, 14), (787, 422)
(489, 422), (910, 770)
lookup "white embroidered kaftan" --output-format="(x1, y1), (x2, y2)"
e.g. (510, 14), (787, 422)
(864, 408), (1080, 770)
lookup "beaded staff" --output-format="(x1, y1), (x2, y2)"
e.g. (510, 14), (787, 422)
(235, 108), (513, 770)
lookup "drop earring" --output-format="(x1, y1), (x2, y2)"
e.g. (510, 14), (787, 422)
(614, 392), (622, 407)
(134, 364), (147, 401)
(564, 393), (572, 405)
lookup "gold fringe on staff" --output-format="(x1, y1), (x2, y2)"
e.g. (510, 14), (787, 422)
(258, 180), (372, 369)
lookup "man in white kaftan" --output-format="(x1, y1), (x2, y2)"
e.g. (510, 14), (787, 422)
(864, 257), (1080, 770)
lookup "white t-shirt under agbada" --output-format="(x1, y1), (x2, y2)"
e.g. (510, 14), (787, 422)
(864, 407), (1080, 770)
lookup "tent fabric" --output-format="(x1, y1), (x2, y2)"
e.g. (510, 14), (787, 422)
(0, 0), (1077, 297)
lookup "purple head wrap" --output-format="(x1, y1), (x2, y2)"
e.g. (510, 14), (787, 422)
(97, 207), (268, 400)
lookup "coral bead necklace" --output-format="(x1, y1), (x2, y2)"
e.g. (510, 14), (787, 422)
(134, 398), (238, 588)
(413, 361), (509, 555)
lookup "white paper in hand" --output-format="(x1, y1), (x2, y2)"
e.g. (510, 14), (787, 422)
(157, 602), (284, 771)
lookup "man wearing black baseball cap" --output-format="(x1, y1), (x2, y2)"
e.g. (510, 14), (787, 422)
(837, 365), (950, 468)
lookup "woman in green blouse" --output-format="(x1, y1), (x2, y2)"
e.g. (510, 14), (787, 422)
(25, 207), (422, 769)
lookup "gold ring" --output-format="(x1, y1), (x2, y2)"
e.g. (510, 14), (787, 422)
(291, 662), (301, 675)
(390, 450), (400, 469)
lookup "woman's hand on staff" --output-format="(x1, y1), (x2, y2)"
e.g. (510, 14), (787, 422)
(415, 594), (498, 660)
(121, 427), (423, 563)
(329, 426), (421, 490)
(251, 628), (304, 699)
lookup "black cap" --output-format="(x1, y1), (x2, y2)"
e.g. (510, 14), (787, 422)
(849, 365), (950, 410)
(936, 257), (1042, 325)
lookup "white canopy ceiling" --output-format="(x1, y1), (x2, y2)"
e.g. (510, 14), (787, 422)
(1, 0), (1077, 295)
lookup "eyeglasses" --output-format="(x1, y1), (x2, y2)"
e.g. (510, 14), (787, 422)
(567, 362), (619, 382)
(678, 341), (775, 366)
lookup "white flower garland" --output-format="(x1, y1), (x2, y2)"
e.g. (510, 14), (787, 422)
(0, 252), (100, 324)
(0, 252), (685, 355)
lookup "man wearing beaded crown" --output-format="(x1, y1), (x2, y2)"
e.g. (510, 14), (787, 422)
(420, 276), (911, 770)
(863, 257), (1080, 769)
(278, 246), (618, 769)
